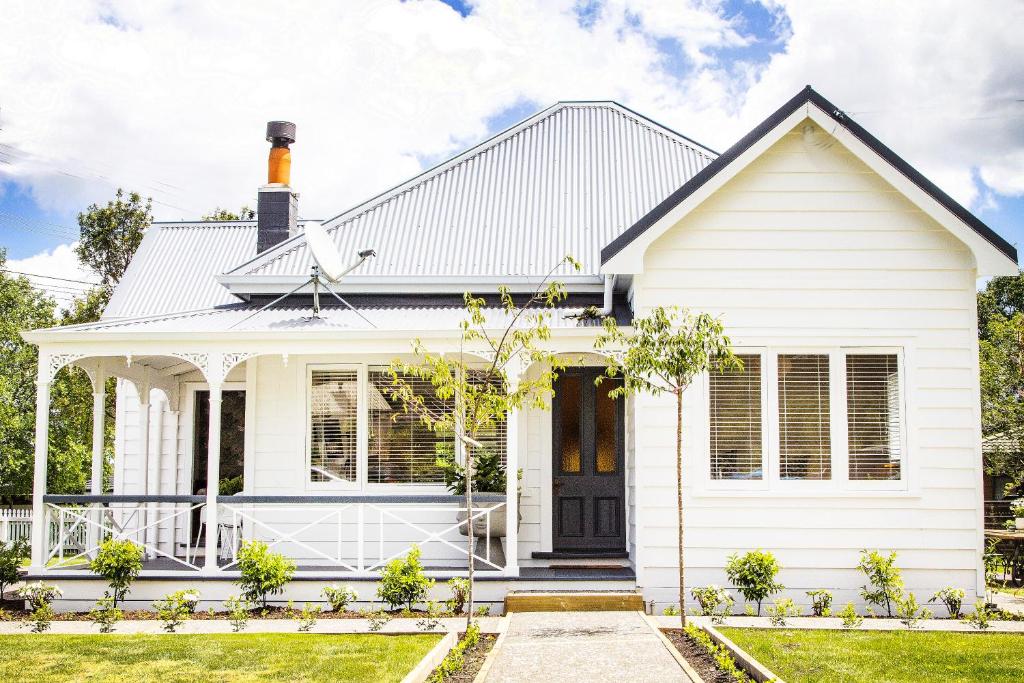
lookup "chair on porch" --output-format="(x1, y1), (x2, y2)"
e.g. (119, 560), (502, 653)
(190, 492), (243, 563)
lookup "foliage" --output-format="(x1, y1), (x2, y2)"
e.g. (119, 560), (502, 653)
(725, 550), (784, 616)
(683, 623), (750, 682)
(416, 601), (445, 631)
(16, 581), (62, 610)
(1010, 498), (1024, 518)
(806, 589), (833, 617)
(445, 577), (469, 614)
(218, 475), (244, 496)
(322, 585), (358, 613)
(857, 549), (904, 617)
(26, 603), (55, 633)
(298, 603), (321, 632)
(377, 545), (434, 611)
(983, 539), (1004, 598)
(224, 595), (252, 632)
(428, 622), (481, 683)
(766, 597), (801, 626)
(435, 447), (506, 494)
(663, 604), (680, 616)
(473, 605), (490, 617)
(75, 188), (152, 287)
(929, 587), (965, 618)
(153, 590), (198, 633)
(89, 539), (142, 608)
(363, 608), (391, 632)
(385, 256), (580, 626)
(236, 540), (296, 608)
(962, 600), (996, 630)
(596, 307), (739, 625)
(202, 206), (255, 221)
(87, 595), (122, 633)
(838, 602), (863, 629)
(894, 592), (932, 628)
(0, 539), (29, 596)
(691, 585), (734, 623)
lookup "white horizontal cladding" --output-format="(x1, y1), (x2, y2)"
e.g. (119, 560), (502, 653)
(628, 118), (987, 604)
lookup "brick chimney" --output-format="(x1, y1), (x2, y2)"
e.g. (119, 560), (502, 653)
(257, 121), (298, 253)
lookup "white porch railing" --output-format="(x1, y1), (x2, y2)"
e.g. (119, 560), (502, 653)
(40, 494), (509, 576)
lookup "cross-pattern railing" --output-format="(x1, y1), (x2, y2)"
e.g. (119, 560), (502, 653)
(41, 494), (509, 576)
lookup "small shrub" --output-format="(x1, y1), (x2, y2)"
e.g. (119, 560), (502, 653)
(894, 592), (932, 629)
(473, 605), (490, 617)
(322, 585), (358, 613)
(765, 597), (800, 626)
(806, 590), (833, 617)
(428, 622), (481, 683)
(88, 594), (123, 633)
(838, 602), (863, 629)
(857, 549), (903, 617)
(153, 589), (199, 633)
(298, 603), (321, 632)
(691, 585), (734, 623)
(26, 603), (54, 633)
(89, 539), (142, 608)
(0, 539), (29, 598)
(743, 603), (756, 617)
(724, 550), (783, 616)
(663, 604), (681, 616)
(417, 601), (445, 631)
(929, 587), (965, 618)
(17, 581), (62, 610)
(236, 541), (296, 608)
(446, 577), (470, 614)
(683, 623), (750, 682)
(962, 599), (996, 631)
(224, 595), (252, 632)
(377, 545), (434, 611)
(364, 608), (391, 632)
(0, 609), (11, 621)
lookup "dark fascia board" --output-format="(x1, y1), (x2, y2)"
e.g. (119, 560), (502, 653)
(601, 85), (1018, 265)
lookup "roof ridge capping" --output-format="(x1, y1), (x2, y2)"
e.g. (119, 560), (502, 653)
(600, 84), (1018, 268)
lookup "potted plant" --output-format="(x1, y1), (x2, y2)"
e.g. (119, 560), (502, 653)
(1011, 498), (1024, 530)
(436, 446), (521, 538)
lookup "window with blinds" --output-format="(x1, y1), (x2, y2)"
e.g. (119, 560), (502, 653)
(777, 354), (831, 480)
(367, 368), (507, 485)
(309, 369), (359, 483)
(709, 354), (763, 480)
(847, 354), (902, 480)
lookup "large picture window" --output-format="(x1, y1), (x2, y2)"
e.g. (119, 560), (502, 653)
(309, 369), (359, 483)
(846, 354), (902, 481)
(709, 354), (763, 480)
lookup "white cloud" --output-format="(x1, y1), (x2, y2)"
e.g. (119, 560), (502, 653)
(0, 0), (1020, 225)
(7, 242), (98, 309)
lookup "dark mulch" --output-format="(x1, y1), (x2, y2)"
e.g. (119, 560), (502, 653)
(429, 632), (497, 683)
(1, 605), (438, 621)
(662, 629), (733, 683)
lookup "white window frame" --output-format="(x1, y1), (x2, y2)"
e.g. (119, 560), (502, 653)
(305, 363), (364, 492)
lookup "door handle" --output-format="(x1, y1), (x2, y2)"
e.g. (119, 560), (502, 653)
(553, 480), (562, 495)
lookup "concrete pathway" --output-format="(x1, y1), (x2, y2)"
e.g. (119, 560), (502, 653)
(481, 611), (691, 682)
(993, 590), (1024, 616)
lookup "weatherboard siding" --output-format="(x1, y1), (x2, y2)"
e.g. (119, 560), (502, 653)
(631, 124), (984, 611)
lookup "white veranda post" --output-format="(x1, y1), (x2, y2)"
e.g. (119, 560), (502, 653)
(30, 368), (50, 570)
(504, 365), (523, 577)
(88, 368), (106, 555)
(136, 383), (151, 557)
(203, 383), (223, 572)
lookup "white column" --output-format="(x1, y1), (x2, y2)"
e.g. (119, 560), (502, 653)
(146, 393), (164, 553)
(137, 384), (151, 557)
(29, 377), (51, 570)
(504, 405), (520, 577)
(203, 384), (223, 572)
(88, 376), (106, 556)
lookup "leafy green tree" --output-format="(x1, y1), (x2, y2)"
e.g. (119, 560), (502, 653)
(595, 307), (740, 627)
(376, 545), (434, 611)
(75, 188), (152, 287)
(725, 550), (784, 616)
(386, 256), (579, 628)
(90, 539), (143, 608)
(202, 206), (255, 221)
(236, 540), (296, 608)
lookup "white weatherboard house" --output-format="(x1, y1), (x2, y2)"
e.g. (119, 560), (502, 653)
(24, 86), (1018, 612)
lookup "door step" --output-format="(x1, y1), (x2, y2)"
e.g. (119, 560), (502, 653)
(505, 591), (644, 612)
(531, 550), (629, 559)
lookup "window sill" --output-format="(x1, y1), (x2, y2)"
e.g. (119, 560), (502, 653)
(692, 488), (919, 500)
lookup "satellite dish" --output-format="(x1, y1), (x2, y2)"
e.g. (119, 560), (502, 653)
(305, 222), (347, 282)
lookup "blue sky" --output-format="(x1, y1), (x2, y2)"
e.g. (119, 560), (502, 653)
(1, 0), (1021, 286)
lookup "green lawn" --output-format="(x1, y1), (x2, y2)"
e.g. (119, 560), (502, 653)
(720, 627), (1024, 683)
(0, 633), (442, 683)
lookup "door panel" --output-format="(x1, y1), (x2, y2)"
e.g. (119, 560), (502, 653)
(551, 368), (625, 551)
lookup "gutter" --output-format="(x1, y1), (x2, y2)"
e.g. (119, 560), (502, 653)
(596, 274), (617, 317)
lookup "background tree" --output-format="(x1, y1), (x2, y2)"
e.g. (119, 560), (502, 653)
(74, 188), (152, 288)
(595, 307), (740, 627)
(202, 206), (255, 221)
(386, 256), (579, 629)
(978, 274), (1024, 496)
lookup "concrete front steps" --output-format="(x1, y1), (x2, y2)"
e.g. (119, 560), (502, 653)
(505, 590), (644, 612)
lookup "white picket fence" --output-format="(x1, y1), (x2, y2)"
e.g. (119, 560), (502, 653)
(1, 508), (88, 551)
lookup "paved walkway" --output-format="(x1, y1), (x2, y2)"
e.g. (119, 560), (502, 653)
(481, 611), (691, 682)
(993, 590), (1024, 616)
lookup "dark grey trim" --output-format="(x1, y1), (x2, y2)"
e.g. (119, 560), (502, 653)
(44, 493), (506, 505)
(44, 495), (205, 504)
(601, 85), (1018, 265)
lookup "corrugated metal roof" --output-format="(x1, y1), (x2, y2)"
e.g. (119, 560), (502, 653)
(53, 304), (597, 335)
(226, 102), (715, 282)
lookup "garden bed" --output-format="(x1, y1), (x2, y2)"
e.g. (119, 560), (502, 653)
(427, 631), (497, 682)
(661, 629), (734, 683)
(0, 605), (441, 621)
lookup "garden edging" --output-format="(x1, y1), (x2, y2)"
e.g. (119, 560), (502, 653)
(702, 622), (784, 683)
(0, 616), (506, 635)
(402, 631), (457, 683)
(649, 614), (1024, 633)
(638, 612), (705, 683)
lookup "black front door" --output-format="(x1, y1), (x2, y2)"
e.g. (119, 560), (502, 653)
(551, 368), (625, 551)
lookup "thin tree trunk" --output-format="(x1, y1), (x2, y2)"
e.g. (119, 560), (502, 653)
(677, 388), (686, 629)
(465, 442), (474, 631)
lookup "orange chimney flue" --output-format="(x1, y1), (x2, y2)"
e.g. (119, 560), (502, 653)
(266, 120), (296, 185)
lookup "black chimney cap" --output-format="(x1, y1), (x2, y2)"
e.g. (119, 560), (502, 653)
(266, 121), (296, 145)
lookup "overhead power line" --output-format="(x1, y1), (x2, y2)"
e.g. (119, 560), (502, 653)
(1, 268), (98, 286)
